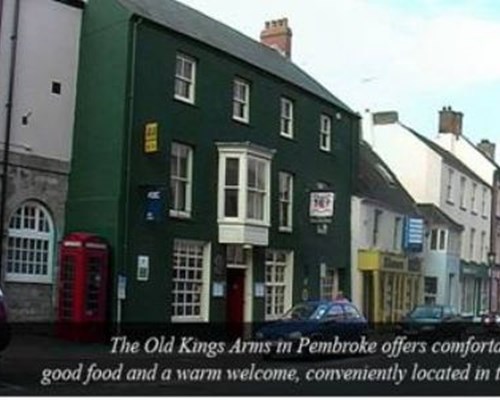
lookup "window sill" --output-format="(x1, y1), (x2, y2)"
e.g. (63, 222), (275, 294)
(280, 132), (294, 140)
(169, 210), (192, 219)
(279, 227), (293, 234)
(460, 206), (467, 211)
(174, 95), (196, 106)
(232, 116), (250, 125)
(320, 146), (331, 153)
(5, 275), (52, 284)
(171, 316), (207, 323)
(471, 210), (478, 216)
(446, 199), (455, 206)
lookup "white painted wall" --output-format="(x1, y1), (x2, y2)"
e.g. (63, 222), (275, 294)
(0, 0), (82, 161)
(435, 133), (495, 185)
(363, 112), (441, 205)
(351, 195), (408, 310)
(439, 163), (491, 263)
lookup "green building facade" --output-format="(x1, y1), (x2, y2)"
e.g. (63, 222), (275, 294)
(66, 0), (360, 324)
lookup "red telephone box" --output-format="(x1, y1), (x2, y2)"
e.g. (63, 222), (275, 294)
(56, 232), (109, 342)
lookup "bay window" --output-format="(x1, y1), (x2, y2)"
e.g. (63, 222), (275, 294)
(217, 143), (274, 246)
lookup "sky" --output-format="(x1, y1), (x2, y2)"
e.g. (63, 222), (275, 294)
(177, 0), (500, 156)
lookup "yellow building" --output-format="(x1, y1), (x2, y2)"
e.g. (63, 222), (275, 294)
(358, 250), (423, 323)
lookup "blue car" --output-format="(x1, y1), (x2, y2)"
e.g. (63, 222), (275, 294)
(255, 300), (368, 345)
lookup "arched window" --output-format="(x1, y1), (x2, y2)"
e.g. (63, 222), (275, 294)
(6, 202), (54, 283)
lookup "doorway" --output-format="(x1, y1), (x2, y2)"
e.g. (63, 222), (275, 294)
(226, 268), (245, 337)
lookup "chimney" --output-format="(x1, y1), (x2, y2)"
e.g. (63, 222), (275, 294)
(477, 139), (496, 161)
(260, 18), (292, 59)
(372, 111), (399, 125)
(438, 106), (463, 136)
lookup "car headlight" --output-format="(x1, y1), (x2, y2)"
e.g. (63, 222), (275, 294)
(287, 331), (302, 339)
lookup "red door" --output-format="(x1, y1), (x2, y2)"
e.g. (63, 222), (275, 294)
(226, 268), (245, 337)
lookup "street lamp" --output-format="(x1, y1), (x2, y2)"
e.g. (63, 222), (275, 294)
(487, 251), (496, 314)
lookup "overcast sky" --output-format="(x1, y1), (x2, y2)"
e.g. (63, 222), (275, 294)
(178, 0), (500, 156)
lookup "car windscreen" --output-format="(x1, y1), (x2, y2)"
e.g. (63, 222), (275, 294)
(409, 306), (442, 319)
(282, 303), (319, 320)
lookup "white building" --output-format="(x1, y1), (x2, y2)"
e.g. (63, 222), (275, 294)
(434, 106), (500, 312)
(364, 111), (491, 315)
(351, 141), (424, 323)
(0, 0), (83, 320)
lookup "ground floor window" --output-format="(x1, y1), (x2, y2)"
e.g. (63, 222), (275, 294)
(320, 264), (337, 300)
(171, 239), (210, 322)
(265, 250), (293, 320)
(424, 276), (438, 305)
(6, 202), (54, 283)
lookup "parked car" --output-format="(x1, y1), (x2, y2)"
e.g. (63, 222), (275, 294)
(255, 300), (368, 347)
(0, 287), (11, 352)
(396, 304), (465, 338)
(479, 312), (500, 333)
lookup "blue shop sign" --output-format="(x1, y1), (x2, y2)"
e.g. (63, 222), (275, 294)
(145, 187), (165, 222)
(404, 217), (424, 252)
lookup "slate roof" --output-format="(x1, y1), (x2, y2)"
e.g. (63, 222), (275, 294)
(417, 204), (463, 231)
(357, 141), (419, 216)
(117, 0), (355, 114)
(401, 123), (491, 188)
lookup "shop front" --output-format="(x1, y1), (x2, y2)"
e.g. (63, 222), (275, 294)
(358, 250), (423, 323)
(460, 262), (489, 315)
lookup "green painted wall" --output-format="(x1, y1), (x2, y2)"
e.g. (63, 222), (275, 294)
(67, 7), (359, 323)
(119, 21), (359, 322)
(65, 1), (132, 320)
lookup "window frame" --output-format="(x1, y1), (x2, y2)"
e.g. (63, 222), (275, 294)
(232, 78), (250, 123)
(217, 144), (273, 227)
(430, 228), (447, 252)
(6, 202), (55, 284)
(469, 228), (476, 260)
(174, 53), (196, 104)
(280, 97), (294, 139)
(481, 187), (488, 217)
(264, 249), (293, 321)
(459, 176), (467, 209)
(319, 114), (332, 152)
(471, 182), (478, 213)
(446, 168), (454, 204)
(171, 239), (211, 323)
(278, 171), (294, 232)
(169, 142), (193, 218)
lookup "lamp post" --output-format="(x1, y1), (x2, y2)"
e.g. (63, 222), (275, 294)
(487, 251), (496, 314)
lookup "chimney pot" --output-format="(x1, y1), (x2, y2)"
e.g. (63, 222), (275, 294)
(439, 106), (463, 136)
(372, 111), (399, 125)
(477, 139), (496, 161)
(260, 17), (293, 59)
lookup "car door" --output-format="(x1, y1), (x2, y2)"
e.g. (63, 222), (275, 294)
(321, 304), (346, 339)
(342, 303), (366, 339)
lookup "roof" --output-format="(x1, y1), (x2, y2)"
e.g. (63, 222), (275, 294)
(117, 0), (355, 114)
(416, 204), (463, 231)
(401, 123), (491, 188)
(356, 141), (419, 215)
(461, 135), (500, 170)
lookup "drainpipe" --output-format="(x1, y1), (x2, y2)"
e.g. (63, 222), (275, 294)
(117, 15), (142, 331)
(0, 0), (21, 276)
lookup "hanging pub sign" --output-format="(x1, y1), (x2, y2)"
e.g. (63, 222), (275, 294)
(144, 186), (166, 222)
(309, 191), (335, 223)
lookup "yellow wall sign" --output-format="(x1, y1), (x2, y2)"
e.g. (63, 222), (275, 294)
(144, 122), (159, 153)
